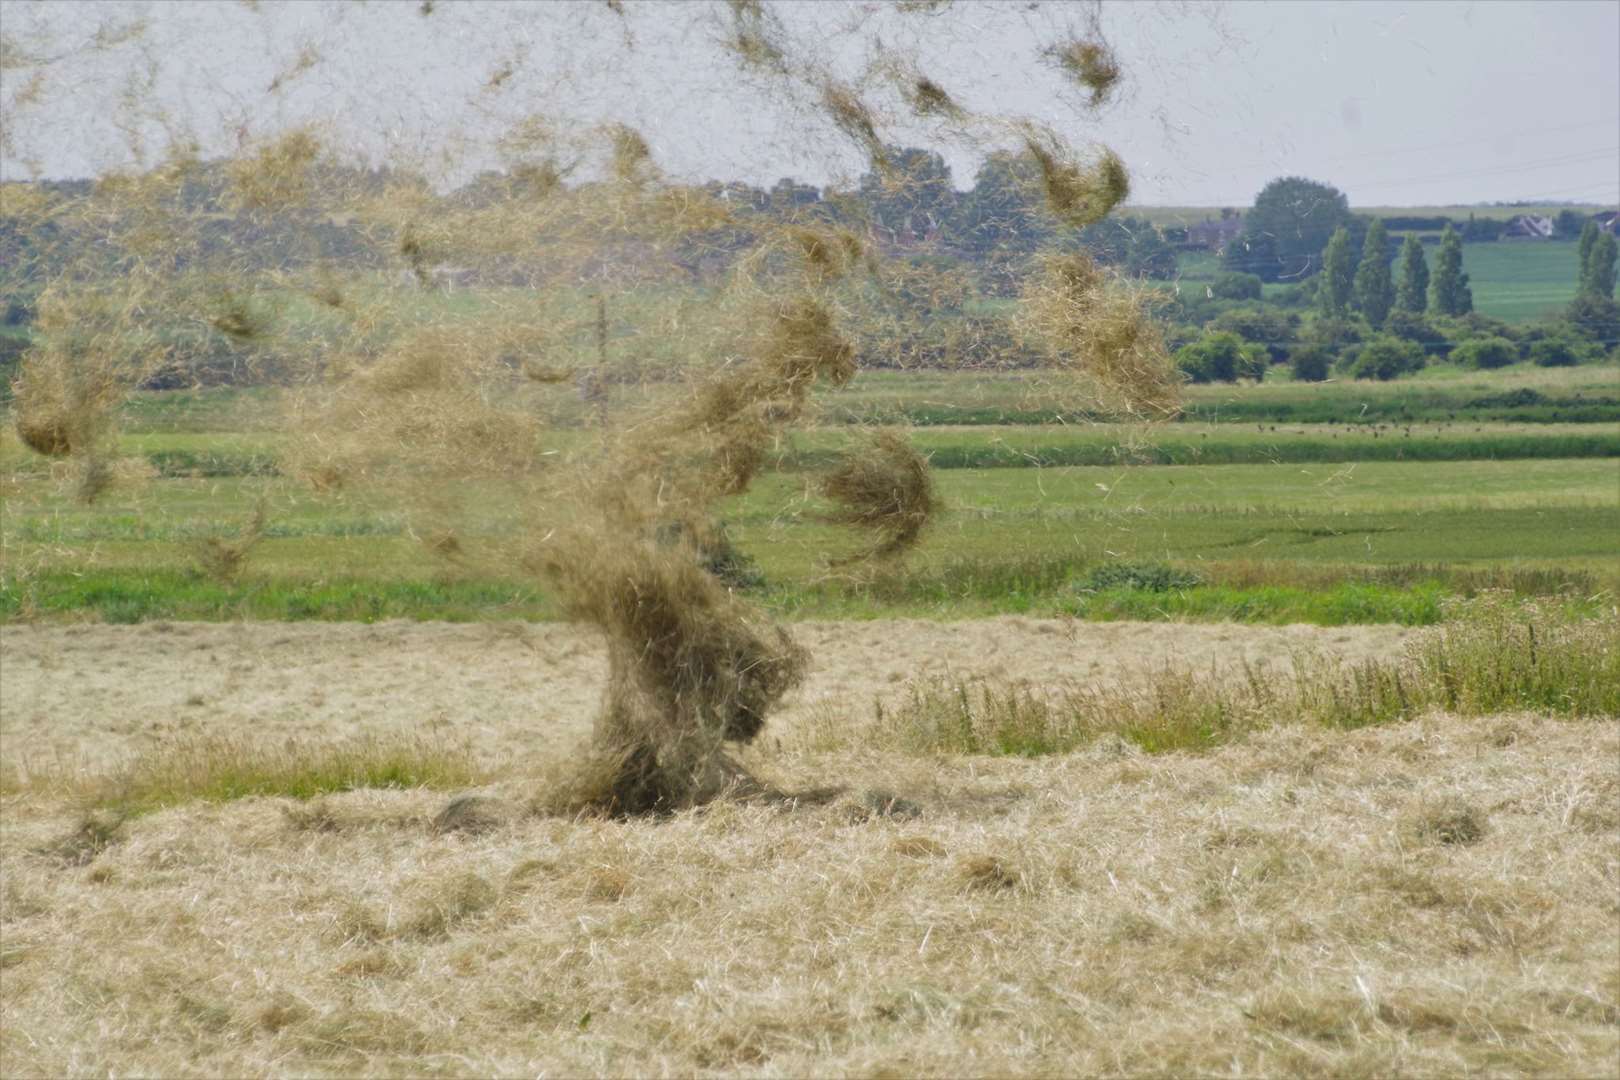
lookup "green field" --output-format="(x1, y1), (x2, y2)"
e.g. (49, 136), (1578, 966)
(5, 360), (1617, 626)
(1175, 238), (1589, 323)
(1456, 241), (1585, 322)
(1127, 204), (1609, 229)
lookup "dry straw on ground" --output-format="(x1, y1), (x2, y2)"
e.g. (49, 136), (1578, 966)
(2, 699), (1614, 1077)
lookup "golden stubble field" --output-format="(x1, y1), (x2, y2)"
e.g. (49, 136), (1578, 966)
(2, 618), (1616, 1078)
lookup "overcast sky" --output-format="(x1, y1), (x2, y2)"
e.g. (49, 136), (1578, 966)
(2, 0), (1615, 208)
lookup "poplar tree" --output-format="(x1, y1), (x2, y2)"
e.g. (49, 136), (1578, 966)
(1577, 221), (1599, 290)
(1395, 234), (1429, 313)
(1579, 229), (1616, 300)
(1431, 223), (1472, 316)
(1354, 218), (1394, 327)
(1318, 226), (1354, 316)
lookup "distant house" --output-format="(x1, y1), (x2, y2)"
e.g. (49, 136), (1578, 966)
(1184, 213), (1244, 252)
(1593, 210), (1620, 236)
(1502, 214), (1555, 240)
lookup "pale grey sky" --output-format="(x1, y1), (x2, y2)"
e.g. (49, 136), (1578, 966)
(2, 0), (1616, 208)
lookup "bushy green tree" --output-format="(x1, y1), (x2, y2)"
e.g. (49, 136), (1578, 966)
(1431, 223), (1472, 315)
(1529, 336), (1583, 367)
(1565, 292), (1620, 344)
(1288, 343), (1331, 382)
(1566, 222), (1619, 341)
(1450, 336), (1517, 369)
(1209, 306), (1300, 362)
(1349, 336), (1425, 381)
(1227, 176), (1354, 281)
(1354, 218), (1394, 327)
(1385, 308), (1452, 358)
(953, 151), (1050, 259)
(1209, 271), (1262, 301)
(1318, 227), (1355, 316)
(1555, 209), (1588, 238)
(858, 146), (956, 245)
(1306, 314), (1370, 353)
(1394, 234), (1429, 313)
(1174, 331), (1267, 384)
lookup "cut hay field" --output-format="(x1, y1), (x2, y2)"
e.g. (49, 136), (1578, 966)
(2, 616), (1616, 1077)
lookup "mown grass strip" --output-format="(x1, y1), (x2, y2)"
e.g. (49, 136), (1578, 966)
(828, 394), (1620, 427)
(1070, 581), (1451, 626)
(0, 571), (552, 623)
(9, 734), (485, 821)
(788, 432), (1620, 470)
(3, 561), (1607, 626)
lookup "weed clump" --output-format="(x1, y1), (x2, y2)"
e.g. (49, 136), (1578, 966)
(906, 75), (962, 118)
(1079, 560), (1202, 593)
(725, 0), (788, 74)
(959, 853), (1019, 891)
(36, 810), (126, 867)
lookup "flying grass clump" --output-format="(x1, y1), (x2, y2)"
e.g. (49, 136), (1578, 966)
(605, 124), (655, 185)
(906, 74), (962, 119)
(525, 281), (869, 813)
(191, 504), (267, 583)
(786, 225), (865, 286)
(1049, 37), (1121, 106)
(821, 430), (937, 560)
(535, 535), (806, 815)
(8, 292), (153, 497)
(821, 81), (888, 173)
(286, 328), (543, 494)
(9, 348), (107, 459)
(0, 0), (1188, 819)
(724, 0), (788, 75)
(1018, 123), (1129, 229)
(209, 291), (274, 341)
(1017, 252), (1182, 419)
(226, 127), (322, 212)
